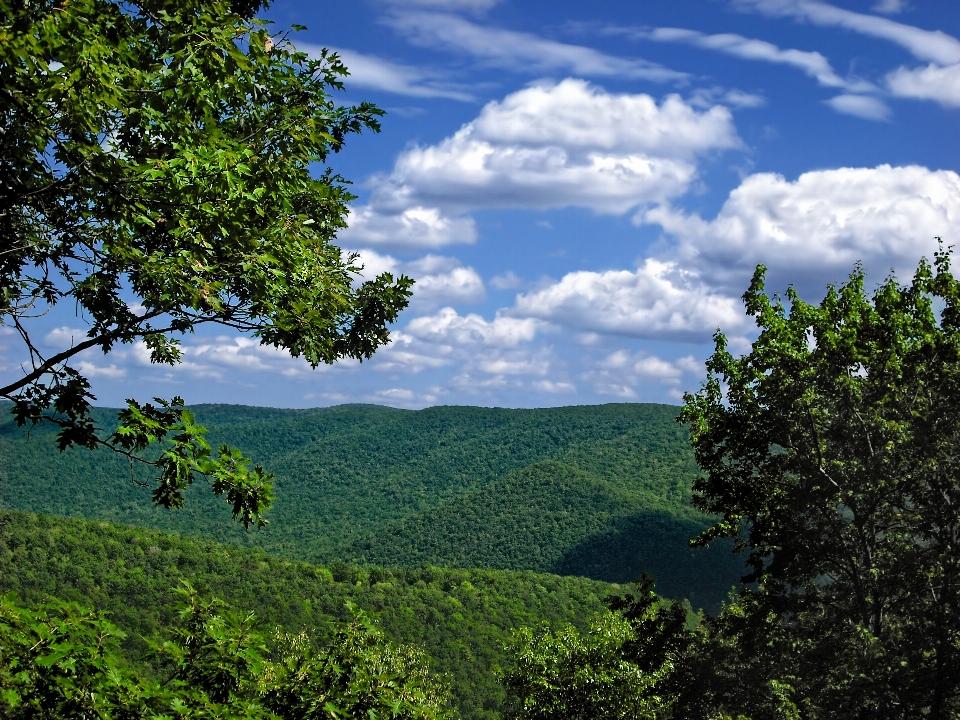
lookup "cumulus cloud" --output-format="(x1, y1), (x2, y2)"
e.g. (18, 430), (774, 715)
(302, 45), (473, 101)
(367, 308), (564, 400)
(341, 206), (477, 249)
(886, 63), (960, 107)
(733, 0), (960, 65)
(462, 80), (740, 161)
(532, 379), (577, 394)
(75, 361), (126, 379)
(645, 164), (960, 294)
(43, 326), (88, 350)
(511, 259), (747, 343)
(404, 307), (541, 349)
(825, 93), (891, 120)
(371, 130), (695, 215)
(183, 338), (314, 378)
(354, 250), (485, 309)
(584, 350), (703, 399)
(386, 11), (688, 82)
(345, 80), (741, 249)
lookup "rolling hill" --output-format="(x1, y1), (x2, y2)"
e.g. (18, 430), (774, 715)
(0, 510), (616, 720)
(0, 402), (743, 609)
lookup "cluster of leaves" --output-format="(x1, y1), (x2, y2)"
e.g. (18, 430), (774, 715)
(502, 250), (960, 719)
(0, 403), (742, 609)
(675, 248), (960, 718)
(0, 510), (614, 720)
(1, 0), (412, 527)
(501, 578), (818, 720)
(0, 584), (451, 719)
(500, 577), (685, 720)
(501, 613), (664, 720)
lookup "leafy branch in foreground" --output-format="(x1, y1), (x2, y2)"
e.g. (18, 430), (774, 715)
(0, 0), (412, 525)
(678, 245), (960, 718)
(0, 586), (452, 719)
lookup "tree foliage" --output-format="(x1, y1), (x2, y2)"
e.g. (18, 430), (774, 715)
(0, 509), (615, 720)
(678, 247), (960, 718)
(0, 585), (452, 719)
(500, 612), (665, 720)
(0, 403), (742, 610)
(0, 0), (412, 526)
(501, 577), (693, 720)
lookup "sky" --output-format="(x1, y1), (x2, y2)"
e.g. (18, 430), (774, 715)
(8, 0), (960, 410)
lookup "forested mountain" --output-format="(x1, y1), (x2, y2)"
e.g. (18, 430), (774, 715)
(0, 402), (742, 609)
(0, 510), (614, 720)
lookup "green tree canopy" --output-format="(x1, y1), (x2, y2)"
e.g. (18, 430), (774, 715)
(0, 0), (412, 526)
(679, 247), (960, 718)
(0, 586), (452, 719)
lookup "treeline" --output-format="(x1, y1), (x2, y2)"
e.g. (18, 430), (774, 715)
(0, 510), (616, 720)
(0, 403), (740, 611)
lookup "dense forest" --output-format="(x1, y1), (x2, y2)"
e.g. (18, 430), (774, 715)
(0, 402), (741, 611)
(0, 510), (619, 719)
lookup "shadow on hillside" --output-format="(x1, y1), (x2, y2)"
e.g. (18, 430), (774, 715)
(551, 511), (744, 615)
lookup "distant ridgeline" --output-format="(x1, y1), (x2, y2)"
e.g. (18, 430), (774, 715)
(0, 402), (742, 610)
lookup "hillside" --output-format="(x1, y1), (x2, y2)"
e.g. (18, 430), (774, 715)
(0, 402), (743, 609)
(0, 510), (614, 720)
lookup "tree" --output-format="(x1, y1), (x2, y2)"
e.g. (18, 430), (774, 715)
(678, 247), (960, 719)
(500, 577), (688, 720)
(1, 0), (413, 527)
(0, 586), (452, 719)
(500, 612), (666, 720)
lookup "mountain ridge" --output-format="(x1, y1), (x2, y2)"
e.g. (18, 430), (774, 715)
(0, 402), (743, 609)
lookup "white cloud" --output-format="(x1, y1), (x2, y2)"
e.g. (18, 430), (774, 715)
(366, 386), (440, 410)
(733, 0), (960, 66)
(341, 206), (477, 249)
(380, 0), (500, 10)
(354, 250), (485, 309)
(646, 164), (960, 294)
(594, 383), (639, 399)
(373, 307), (553, 381)
(375, 387), (415, 401)
(512, 259), (747, 342)
(689, 87), (766, 109)
(733, 0), (960, 109)
(405, 307), (541, 349)
(301, 45), (473, 101)
(886, 63), (960, 107)
(43, 327), (88, 349)
(872, 0), (905, 12)
(464, 80), (740, 161)
(126, 336), (317, 381)
(386, 11), (688, 82)
(75, 361), (126, 379)
(641, 27), (874, 92)
(380, 143), (694, 214)
(825, 93), (891, 120)
(600, 350), (684, 382)
(491, 271), (523, 289)
(345, 80), (741, 249)
(532, 379), (577, 393)
(585, 350), (702, 399)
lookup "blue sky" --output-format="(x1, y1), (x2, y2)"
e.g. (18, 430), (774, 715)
(8, 0), (960, 409)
